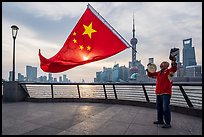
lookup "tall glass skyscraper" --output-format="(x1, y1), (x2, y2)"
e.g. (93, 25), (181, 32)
(182, 38), (197, 67)
(26, 65), (37, 82)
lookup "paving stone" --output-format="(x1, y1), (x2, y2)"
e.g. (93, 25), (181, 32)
(2, 102), (202, 135)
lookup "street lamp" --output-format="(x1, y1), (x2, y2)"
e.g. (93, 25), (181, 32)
(11, 25), (19, 81)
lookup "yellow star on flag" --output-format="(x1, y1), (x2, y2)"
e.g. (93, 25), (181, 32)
(87, 45), (91, 51)
(73, 38), (77, 43)
(79, 45), (84, 50)
(82, 22), (97, 39)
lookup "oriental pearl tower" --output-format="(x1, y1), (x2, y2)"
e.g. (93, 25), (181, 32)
(130, 13), (138, 78)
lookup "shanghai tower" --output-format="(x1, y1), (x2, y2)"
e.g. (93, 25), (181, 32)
(182, 38), (197, 67)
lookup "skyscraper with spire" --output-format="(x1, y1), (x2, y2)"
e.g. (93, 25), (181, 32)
(182, 38), (197, 67)
(128, 13), (147, 82)
(130, 13), (138, 68)
(129, 13), (139, 76)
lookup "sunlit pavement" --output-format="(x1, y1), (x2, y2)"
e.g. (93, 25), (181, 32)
(2, 102), (202, 135)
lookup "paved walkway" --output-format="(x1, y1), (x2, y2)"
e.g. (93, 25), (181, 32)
(2, 102), (202, 135)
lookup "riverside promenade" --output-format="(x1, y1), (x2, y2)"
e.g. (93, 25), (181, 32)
(2, 101), (202, 135)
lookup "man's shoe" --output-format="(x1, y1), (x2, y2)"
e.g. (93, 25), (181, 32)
(153, 121), (164, 124)
(162, 124), (171, 128)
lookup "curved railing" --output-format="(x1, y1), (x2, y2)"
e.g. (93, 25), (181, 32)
(18, 82), (202, 117)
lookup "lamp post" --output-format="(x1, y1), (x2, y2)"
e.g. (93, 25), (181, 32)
(11, 25), (19, 81)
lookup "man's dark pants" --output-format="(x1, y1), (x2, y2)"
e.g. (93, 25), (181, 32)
(156, 94), (171, 124)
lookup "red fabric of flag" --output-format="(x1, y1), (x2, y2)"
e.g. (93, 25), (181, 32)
(39, 5), (128, 73)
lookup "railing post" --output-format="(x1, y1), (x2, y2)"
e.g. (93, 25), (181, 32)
(179, 85), (193, 108)
(77, 84), (81, 98)
(103, 84), (107, 99)
(112, 84), (118, 100)
(142, 84), (150, 102)
(51, 84), (54, 99)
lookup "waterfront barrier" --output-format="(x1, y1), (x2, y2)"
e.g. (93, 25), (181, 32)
(2, 82), (202, 117)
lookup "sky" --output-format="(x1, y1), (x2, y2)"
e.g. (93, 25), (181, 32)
(2, 2), (202, 82)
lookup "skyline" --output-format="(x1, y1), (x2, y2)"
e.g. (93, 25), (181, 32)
(2, 2), (202, 82)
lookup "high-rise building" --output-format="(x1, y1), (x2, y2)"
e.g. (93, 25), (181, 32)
(59, 76), (62, 83)
(185, 65), (202, 77)
(128, 14), (147, 82)
(43, 76), (47, 82)
(95, 71), (102, 82)
(26, 65), (37, 82)
(18, 73), (25, 81)
(182, 38), (197, 67)
(101, 67), (112, 82)
(119, 65), (130, 82)
(94, 64), (130, 82)
(63, 74), (68, 83)
(175, 38), (201, 80)
(112, 64), (119, 82)
(53, 78), (58, 83)
(48, 73), (53, 83)
(129, 14), (139, 79)
(130, 13), (138, 71)
(38, 76), (43, 82)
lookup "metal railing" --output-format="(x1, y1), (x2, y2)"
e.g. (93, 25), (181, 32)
(2, 81), (200, 117)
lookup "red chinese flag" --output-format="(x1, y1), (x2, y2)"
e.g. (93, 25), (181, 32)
(39, 4), (129, 73)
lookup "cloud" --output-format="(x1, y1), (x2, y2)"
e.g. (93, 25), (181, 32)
(2, 2), (202, 82)
(2, 18), (62, 79)
(7, 2), (87, 21)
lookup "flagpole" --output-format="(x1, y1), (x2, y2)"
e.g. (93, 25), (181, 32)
(87, 3), (137, 52)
